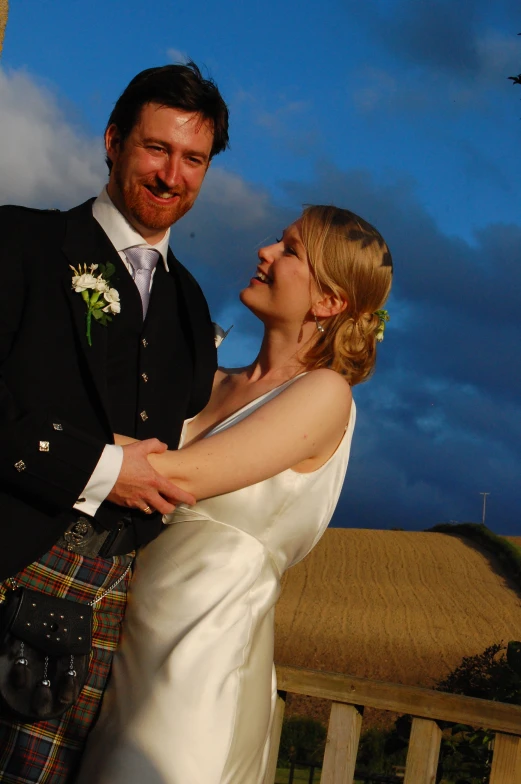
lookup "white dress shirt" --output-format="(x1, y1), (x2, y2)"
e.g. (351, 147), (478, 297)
(73, 187), (171, 516)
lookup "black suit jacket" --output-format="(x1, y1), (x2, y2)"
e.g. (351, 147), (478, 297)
(0, 199), (217, 580)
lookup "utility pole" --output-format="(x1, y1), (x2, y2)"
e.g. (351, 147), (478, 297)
(480, 492), (490, 525)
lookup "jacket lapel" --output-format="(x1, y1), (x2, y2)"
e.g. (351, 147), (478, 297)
(61, 200), (123, 431)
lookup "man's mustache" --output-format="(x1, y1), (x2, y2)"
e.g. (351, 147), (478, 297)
(142, 179), (184, 200)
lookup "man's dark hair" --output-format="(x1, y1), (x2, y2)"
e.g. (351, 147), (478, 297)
(105, 61), (229, 170)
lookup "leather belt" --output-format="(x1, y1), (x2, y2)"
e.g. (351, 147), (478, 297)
(56, 516), (136, 558)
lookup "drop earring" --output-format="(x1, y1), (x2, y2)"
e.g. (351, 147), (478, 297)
(314, 313), (325, 333)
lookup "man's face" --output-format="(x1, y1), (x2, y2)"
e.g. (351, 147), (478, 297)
(105, 102), (214, 243)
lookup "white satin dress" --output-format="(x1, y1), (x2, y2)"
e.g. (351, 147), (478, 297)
(78, 380), (356, 784)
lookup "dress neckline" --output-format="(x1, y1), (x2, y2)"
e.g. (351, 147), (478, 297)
(182, 373), (307, 446)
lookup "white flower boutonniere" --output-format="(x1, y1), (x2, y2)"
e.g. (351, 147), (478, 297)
(70, 263), (120, 346)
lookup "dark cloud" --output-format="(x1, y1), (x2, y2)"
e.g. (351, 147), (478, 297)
(346, 0), (480, 74)
(2, 68), (518, 535)
(459, 140), (513, 191)
(384, 0), (480, 73)
(345, 0), (521, 84)
(188, 162), (521, 534)
(281, 164), (521, 401)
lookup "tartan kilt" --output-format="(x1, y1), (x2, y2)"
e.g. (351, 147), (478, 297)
(0, 544), (133, 784)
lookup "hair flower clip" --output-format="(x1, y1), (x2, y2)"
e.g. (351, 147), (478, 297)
(374, 309), (390, 342)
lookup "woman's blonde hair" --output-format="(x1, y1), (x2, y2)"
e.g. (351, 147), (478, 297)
(300, 205), (393, 386)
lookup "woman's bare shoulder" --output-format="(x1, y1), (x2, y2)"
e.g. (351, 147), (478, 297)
(293, 368), (352, 400)
(269, 369), (352, 428)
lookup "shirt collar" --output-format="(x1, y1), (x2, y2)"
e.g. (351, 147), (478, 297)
(92, 187), (170, 270)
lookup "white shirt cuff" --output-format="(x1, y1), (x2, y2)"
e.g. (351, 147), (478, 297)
(73, 444), (124, 517)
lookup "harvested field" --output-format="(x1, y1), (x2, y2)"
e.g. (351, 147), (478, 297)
(0, 0), (7, 56)
(274, 529), (521, 724)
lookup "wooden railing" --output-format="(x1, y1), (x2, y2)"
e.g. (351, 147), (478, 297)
(264, 665), (521, 784)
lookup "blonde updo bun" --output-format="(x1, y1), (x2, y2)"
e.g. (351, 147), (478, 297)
(301, 205), (393, 386)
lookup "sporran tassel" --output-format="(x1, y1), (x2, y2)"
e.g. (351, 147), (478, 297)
(11, 642), (29, 689)
(59, 656), (79, 704)
(31, 656), (53, 717)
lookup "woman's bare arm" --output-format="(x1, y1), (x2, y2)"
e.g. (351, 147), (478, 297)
(148, 369), (352, 501)
(115, 435), (138, 446)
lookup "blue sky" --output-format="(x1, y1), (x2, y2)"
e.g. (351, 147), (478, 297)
(1, 0), (520, 532)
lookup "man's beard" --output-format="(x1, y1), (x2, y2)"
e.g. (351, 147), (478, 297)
(115, 171), (194, 231)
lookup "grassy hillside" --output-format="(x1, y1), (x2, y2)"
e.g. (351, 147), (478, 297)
(428, 522), (521, 593)
(274, 528), (521, 725)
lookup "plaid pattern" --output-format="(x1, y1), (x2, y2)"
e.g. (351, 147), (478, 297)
(0, 544), (133, 784)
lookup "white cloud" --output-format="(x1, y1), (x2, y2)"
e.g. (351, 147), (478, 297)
(0, 68), (105, 207)
(196, 166), (272, 228)
(232, 89), (316, 152)
(352, 68), (399, 114)
(167, 47), (188, 64)
(256, 101), (309, 136)
(168, 164), (285, 300)
(0, 67), (274, 272)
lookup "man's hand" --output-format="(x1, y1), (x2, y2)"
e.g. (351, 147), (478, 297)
(106, 439), (195, 514)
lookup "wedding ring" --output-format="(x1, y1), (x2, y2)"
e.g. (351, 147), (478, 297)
(142, 505), (153, 515)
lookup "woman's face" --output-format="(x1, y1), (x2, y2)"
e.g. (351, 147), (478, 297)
(240, 220), (320, 326)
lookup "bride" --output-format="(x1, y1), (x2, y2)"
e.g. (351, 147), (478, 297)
(76, 204), (392, 784)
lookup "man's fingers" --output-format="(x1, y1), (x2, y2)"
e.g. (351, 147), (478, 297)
(111, 441), (194, 514)
(143, 494), (176, 515)
(139, 438), (168, 455)
(170, 486), (196, 506)
(154, 476), (196, 507)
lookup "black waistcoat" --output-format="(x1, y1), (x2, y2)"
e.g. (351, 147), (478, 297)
(93, 257), (196, 548)
(106, 256), (193, 449)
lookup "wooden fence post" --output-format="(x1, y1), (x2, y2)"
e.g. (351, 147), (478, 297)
(403, 718), (441, 784)
(263, 691), (287, 784)
(320, 702), (362, 784)
(490, 732), (521, 784)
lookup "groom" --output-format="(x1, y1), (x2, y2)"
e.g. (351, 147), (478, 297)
(0, 62), (228, 782)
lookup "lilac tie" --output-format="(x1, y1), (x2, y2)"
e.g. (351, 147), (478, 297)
(124, 247), (159, 318)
